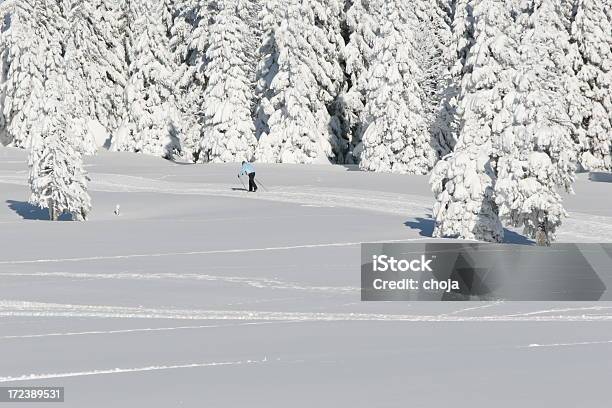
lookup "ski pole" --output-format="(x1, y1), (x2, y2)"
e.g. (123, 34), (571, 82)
(238, 175), (247, 191)
(255, 178), (268, 192)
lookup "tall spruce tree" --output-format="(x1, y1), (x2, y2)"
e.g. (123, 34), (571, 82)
(168, 0), (203, 161)
(254, 0), (285, 141)
(27, 0), (91, 221)
(572, 0), (612, 171)
(72, 0), (127, 144)
(199, 0), (258, 163)
(255, 0), (344, 164)
(495, 0), (578, 245)
(357, 0), (436, 174)
(430, 0), (520, 242)
(342, 0), (382, 164)
(1, 0), (49, 148)
(111, 0), (183, 158)
(412, 0), (455, 159)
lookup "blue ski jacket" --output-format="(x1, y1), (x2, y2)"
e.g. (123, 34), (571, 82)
(238, 162), (255, 176)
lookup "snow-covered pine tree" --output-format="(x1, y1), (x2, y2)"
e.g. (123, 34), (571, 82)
(111, 0), (183, 158)
(343, 0), (454, 166)
(452, 0), (477, 76)
(549, 0), (586, 154)
(439, 0), (478, 156)
(169, 0), (199, 65)
(168, 0), (202, 161)
(29, 82), (92, 222)
(1, 1), (48, 148)
(344, 0), (379, 93)
(340, 0), (381, 164)
(70, 0), (127, 147)
(254, 0), (283, 141)
(189, 0), (221, 76)
(572, 0), (612, 171)
(0, 3), (12, 145)
(495, 0), (578, 245)
(412, 0), (456, 158)
(559, 0), (577, 31)
(310, 0), (348, 162)
(1, 0), (124, 151)
(255, 0), (345, 164)
(357, 0), (436, 174)
(430, 0), (520, 242)
(28, 0), (91, 221)
(199, 0), (257, 163)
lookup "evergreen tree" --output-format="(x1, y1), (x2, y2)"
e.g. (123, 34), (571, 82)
(27, 0), (91, 221)
(452, 0), (477, 75)
(357, 0), (435, 174)
(28, 83), (91, 222)
(71, 0), (127, 144)
(344, 0), (454, 167)
(438, 0), (476, 154)
(495, 0), (578, 245)
(168, 0), (203, 161)
(199, 0), (257, 163)
(255, 0), (345, 164)
(1, 1), (50, 148)
(310, 0), (347, 162)
(111, 0), (182, 158)
(412, 0), (455, 158)
(430, 0), (520, 242)
(341, 0), (381, 164)
(1, 0), (126, 151)
(190, 0), (220, 76)
(254, 0), (284, 141)
(0, 4), (11, 145)
(572, 0), (612, 171)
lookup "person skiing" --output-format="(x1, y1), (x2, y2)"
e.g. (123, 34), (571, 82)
(238, 161), (258, 192)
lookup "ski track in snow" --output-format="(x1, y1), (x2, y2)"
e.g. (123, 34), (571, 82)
(0, 238), (432, 265)
(501, 306), (612, 317)
(521, 340), (612, 349)
(1, 301), (612, 322)
(0, 358), (271, 383)
(438, 301), (505, 316)
(0, 321), (296, 340)
(0, 271), (358, 294)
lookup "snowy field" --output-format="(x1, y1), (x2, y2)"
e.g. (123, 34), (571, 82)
(1, 145), (612, 407)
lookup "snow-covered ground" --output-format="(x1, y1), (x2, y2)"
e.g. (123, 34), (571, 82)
(1, 146), (612, 407)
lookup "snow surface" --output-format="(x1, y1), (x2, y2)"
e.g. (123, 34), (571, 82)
(1, 145), (612, 407)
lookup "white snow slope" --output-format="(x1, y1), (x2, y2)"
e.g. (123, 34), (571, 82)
(1, 146), (612, 407)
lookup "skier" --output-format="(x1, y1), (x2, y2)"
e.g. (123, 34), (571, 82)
(238, 161), (258, 192)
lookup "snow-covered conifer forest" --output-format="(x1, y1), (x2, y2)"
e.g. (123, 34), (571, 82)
(0, 0), (610, 244)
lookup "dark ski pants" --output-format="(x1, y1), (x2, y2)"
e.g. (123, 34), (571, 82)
(248, 172), (258, 192)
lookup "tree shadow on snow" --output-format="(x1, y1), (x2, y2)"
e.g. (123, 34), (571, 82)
(338, 164), (362, 172)
(589, 172), (612, 183)
(502, 229), (535, 245)
(169, 160), (196, 166)
(6, 200), (72, 221)
(404, 216), (535, 245)
(404, 217), (435, 237)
